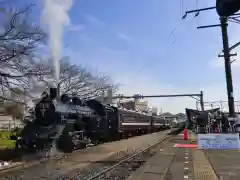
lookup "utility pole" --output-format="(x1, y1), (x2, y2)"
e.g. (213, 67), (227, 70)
(220, 17), (235, 117)
(200, 91), (204, 111)
(183, 6), (236, 117)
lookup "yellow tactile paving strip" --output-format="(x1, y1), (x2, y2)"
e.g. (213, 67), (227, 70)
(189, 131), (197, 143)
(192, 149), (218, 180)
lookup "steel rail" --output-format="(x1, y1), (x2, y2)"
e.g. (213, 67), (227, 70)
(0, 129), (173, 174)
(87, 129), (180, 180)
(0, 153), (65, 174)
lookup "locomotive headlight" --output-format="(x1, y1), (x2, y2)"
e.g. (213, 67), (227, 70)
(17, 137), (22, 140)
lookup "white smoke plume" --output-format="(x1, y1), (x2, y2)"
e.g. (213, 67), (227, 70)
(41, 0), (73, 83)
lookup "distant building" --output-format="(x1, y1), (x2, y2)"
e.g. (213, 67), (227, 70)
(104, 89), (113, 104)
(0, 97), (25, 130)
(175, 113), (186, 122)
(159, 112), (186, 124)
(151, 107), (158, 115)
(135, 100), (148, 112)
(120, 99), (149, 112)
(159, 112), (176, 124)
(0, 115), (23, 131)
(120, 100), (135, 110)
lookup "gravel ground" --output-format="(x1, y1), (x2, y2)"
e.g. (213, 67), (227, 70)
(1, 129), (182, 180)
(73, 130), (181, 180)
(54, 150), (140, 180)
(93, 156), (147, 180)
(0, 147), (144, 180)
(58, 141), (164, 180)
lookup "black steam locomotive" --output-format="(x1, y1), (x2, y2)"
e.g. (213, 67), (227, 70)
(14, 88), (171, 153)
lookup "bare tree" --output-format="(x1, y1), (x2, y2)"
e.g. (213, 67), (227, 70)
(37, 57), (118, 99)
(0, 2), (46, 102)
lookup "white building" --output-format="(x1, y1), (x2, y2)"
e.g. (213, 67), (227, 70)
(151, 107), (158, 115)
(0, 115), (23, 131)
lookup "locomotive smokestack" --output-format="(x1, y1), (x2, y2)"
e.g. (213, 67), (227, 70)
(49, 80), (60, 100)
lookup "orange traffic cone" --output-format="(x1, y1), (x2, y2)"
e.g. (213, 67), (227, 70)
(184, 128), (189, 140)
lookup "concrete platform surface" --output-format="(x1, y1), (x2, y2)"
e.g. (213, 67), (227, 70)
(127, 132), (221, 180)
(191, 131), (240, 180)
(127, 134), (196, 180)
(205, 150), (240, 180)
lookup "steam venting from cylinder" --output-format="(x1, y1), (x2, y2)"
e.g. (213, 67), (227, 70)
(41, 0), (73, 84)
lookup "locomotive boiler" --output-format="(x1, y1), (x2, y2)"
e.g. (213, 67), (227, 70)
(14, 87), (112, 153)
(13, 87), (173, 154)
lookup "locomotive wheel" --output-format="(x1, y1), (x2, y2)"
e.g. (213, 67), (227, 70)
(56, 124), (76, 153)
(57, 134), (74, 153)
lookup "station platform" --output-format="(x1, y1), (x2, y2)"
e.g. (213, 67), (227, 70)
(127, 131), (240, 180)
(190, 131), (240, 180)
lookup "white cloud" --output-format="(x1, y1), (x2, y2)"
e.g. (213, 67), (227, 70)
(84, 14), (104, 27)
(114, 71), (240, 114)
(117, 33), (132, 41)
(68, 24), (85, 32)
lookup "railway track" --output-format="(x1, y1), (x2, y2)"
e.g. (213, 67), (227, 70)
(58, 128), (183, 180)
(0, 128), (183, 180)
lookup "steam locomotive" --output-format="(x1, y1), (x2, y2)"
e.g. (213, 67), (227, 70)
(14, 87), (171, 153)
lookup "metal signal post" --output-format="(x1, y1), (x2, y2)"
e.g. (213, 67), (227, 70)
(113, 91), (205, 111)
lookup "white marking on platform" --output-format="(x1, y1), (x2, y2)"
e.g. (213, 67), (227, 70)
(184, 161), (189, 164)
(179, 133), (184, 136)
(173, 144), (177, 147)
(184, 167), (188, 170)
(184, 175), (188, 179)
(185, 156), (188, 159)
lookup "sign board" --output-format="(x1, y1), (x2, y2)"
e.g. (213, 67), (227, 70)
(198, 133), (240, 149)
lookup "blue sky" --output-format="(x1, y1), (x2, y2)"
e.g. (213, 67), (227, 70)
(7, 0), (240, 113)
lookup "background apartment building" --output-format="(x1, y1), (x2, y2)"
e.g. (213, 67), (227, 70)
(119, 99), (149, 112)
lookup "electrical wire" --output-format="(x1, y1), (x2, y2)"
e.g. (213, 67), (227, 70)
(228, 19), (240, 25)
(229, 17), (240, 24)
(194, 0), (200, 18)
(166, 27), (177, 43)
(137, 0), (190, 77)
